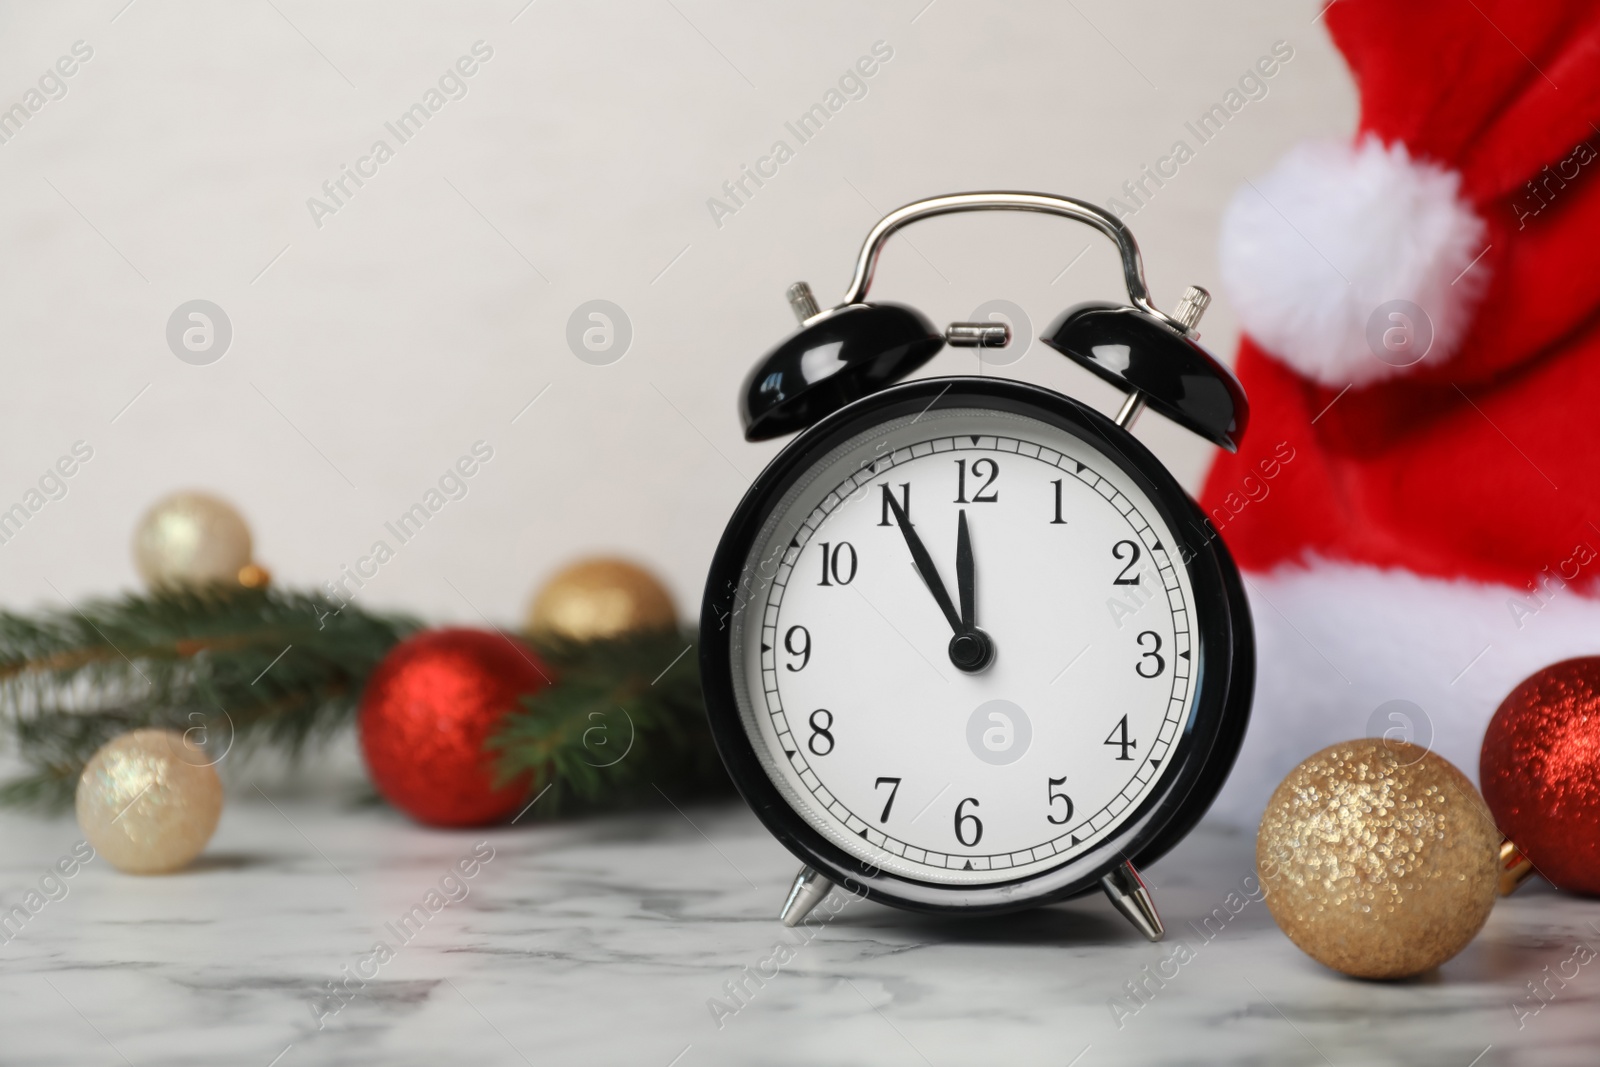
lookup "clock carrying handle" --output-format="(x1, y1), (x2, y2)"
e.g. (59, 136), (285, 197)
(744, 190), (1241, 448)
(834, 191), (1183, 331)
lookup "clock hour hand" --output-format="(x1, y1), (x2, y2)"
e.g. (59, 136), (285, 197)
(884, 491), (962, 634)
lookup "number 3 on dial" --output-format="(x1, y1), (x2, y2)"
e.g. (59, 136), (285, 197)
(1135, 630), (1164, 677)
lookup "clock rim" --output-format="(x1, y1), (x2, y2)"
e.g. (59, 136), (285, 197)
(699, 375), (1252, 915)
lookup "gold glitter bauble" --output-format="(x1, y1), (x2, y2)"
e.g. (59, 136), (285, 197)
(526, 557), (677, 641)
(133, 492), (254, 589)
(1257, 739), (1500, 979)
(76, 729), (223, 874)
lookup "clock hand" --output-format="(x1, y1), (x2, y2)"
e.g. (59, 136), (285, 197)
(956, 509), (975, 631)
(884, 491), (962, 634)
(884, 492), (995, 674)
(950, 508), (994, 672)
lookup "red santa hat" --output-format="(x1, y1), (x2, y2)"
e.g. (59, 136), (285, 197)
(1203, 0), (1600, 822)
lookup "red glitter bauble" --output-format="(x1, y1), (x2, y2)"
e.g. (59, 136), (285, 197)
(1481, 657), (1600, 895)
(358, 628), (550, 827)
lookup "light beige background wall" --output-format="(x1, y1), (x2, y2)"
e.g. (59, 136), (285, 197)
(0, 0), (1355, 623)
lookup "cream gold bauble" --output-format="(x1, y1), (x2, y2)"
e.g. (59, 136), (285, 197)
(133, 492), (255, 589)
(76, 728), (224, 874)
(1257, 738), (1500, 979)
(526, 557), (676, 641)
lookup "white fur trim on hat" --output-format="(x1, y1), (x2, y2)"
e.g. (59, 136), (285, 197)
(1208, 560), (1600, 828)
(1218, 136), (1488, 388)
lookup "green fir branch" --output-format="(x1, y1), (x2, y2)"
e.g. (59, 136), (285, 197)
(0, 587), (418, 810)
(490, 630), (731, 816)
(0, 589), (731, 820)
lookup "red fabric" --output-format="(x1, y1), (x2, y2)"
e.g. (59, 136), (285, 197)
(1202, 0), (1600, 587)
(1202, 337), (1597, 588)
(1332, 1), (1600, 199)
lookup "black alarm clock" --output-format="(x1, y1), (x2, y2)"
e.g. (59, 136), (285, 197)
(699, 192), (1253, 941)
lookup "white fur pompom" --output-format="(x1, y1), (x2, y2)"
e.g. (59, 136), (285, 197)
(1218, 136), (1488, 387)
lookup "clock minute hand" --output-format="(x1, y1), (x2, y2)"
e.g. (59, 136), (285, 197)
(884, 492), (962, 635)
(950, 507), (995, 673)
(956, 509), (975, 631)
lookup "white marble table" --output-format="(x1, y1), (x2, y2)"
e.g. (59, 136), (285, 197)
(2, 794), (1597, 1066)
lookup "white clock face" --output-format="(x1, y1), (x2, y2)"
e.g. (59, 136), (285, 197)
(730, 406), (1197, 886)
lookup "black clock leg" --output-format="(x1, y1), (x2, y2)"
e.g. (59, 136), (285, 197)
(1100, 860), (1164, 941)
(779, 865), (834, 927)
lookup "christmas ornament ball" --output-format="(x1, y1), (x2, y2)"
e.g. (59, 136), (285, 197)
(76, 728), (224, 874)
(1257, 738), (1500, 979)
(526, 557), (676, 641)
(1481, 657), (1600, 895)
(358, 628), (550, 827)
(133, 491), (254, 589)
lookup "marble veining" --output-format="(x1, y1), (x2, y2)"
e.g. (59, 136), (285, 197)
(1, 799), (1598, 1066)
